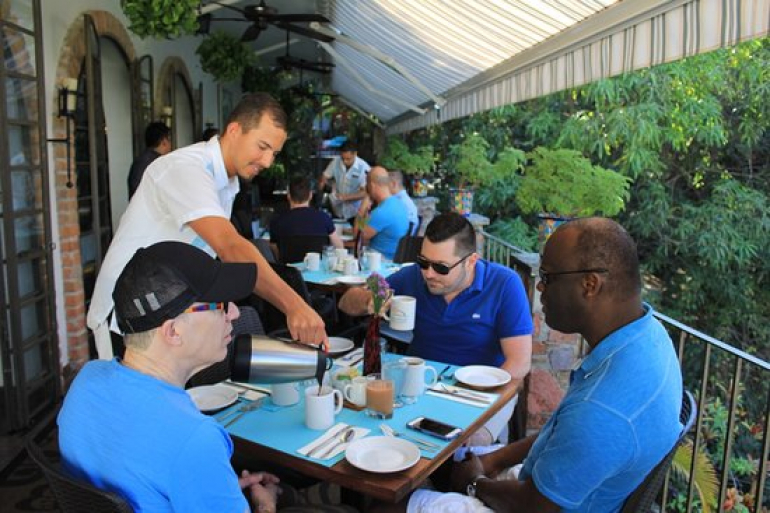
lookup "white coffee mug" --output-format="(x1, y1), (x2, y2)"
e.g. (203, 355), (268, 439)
(343, 258), (359, 276)
(366, 251), (382, 272)
(304, 252), (321, 271)
(389, 295), (416, 331)
(271, 382), (300, 406)
(343, 376), (370, 407)
(400, 357), (438, 403)
(334, 247), (348, 259)
(304, 385), (343, 430)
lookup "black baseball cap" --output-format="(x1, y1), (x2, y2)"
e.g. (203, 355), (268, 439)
(113, 241), (256, 334)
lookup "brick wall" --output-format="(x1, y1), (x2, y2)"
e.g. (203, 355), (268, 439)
(52, 10), (135, 374)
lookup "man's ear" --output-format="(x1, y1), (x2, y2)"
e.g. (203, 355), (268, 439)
(158, 318), (183, 347)
(582, 272), (604, 298)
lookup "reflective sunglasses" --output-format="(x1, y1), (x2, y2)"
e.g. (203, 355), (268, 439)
(182, 302), (229, 314)
(538, 268), (608, 286)
(416, 253), (473, 275)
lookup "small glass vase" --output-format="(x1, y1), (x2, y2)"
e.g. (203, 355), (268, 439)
(363, 315), (382, 376)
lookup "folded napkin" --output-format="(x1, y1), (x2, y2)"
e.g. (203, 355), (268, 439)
(221, 381), (269, 402)
(297, 422), (370, 460)
(334, 348), (364, 367)
(426, 384), (498, 408)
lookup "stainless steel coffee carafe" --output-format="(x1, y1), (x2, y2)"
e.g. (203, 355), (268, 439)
(231, 334), (331, 384)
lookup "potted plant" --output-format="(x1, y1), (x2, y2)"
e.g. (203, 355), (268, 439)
(121, 0), (200, 39)
(449, 133), (526, 216)
(380, 138), (434, 197)
(515, 147), (631, 241)
(196, 32), (256, 82)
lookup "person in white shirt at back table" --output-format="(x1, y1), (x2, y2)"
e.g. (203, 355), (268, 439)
(318, 140), (371, 223)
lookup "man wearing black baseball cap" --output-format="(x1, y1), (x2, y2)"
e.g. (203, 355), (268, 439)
(58, 242), (283, 512)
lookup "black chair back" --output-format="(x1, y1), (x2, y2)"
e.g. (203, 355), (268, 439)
(252, 239), (276, 263)
(186, 306), (265, 388)
(25, 437), (134, 513)
(277, 234), (330, 264)
(620, 389), (697, 513)
(393, 235), (424, 264)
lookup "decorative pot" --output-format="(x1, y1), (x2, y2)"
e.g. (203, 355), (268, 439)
(412, 178), (429, 197)
(449, 188), (474, 217)
(537, 213), (570, 245)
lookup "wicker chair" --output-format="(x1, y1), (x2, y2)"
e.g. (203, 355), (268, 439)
(25, 437), (134, 513)
(620, 389), (697, 512)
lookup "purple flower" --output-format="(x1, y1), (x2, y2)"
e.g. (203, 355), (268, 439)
(366, 272), (392, 316)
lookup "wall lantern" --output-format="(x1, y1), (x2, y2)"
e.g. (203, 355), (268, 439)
(47, 78), (79, 188)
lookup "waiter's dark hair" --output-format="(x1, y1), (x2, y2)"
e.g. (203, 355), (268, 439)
(226, 92), (287, 132)
(425, 212), (476, 257)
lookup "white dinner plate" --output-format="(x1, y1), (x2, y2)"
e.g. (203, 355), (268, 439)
(337, 275), (366, 286)
(328, 336), (355, 356)
(187, 384), (239, 412)
(345, 436), (421, 473)
(454, 365), (511, 390)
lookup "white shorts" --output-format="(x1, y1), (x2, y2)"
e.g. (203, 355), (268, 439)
(407, 490), (494, 513)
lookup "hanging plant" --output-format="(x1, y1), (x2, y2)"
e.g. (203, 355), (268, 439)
(121, 0), (200, 39)
(196, 31), (256, 82)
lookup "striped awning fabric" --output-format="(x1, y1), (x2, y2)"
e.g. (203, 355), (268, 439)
(319, 0), (769, 133)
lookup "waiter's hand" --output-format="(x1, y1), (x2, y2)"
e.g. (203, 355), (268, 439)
(287, 302), (328, 351)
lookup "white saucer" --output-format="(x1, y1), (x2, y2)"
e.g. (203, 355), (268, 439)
(337, 275), (366, 286)
(328, 337), (355, 356)
(187, 384), (239, 412)
(454, 365), (511, 390)
(345, 436), (420, 473)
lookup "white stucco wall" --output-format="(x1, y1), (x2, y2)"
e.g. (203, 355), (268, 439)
(39, 0), (235, 365)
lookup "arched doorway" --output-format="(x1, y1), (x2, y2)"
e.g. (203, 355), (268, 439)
(157, 57), (198, 148)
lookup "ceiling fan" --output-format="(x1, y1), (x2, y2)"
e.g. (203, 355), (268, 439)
(276, 30), (335, 74)
(201, 0), (334, 43)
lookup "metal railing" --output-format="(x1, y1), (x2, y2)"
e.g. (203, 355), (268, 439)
(481, 230), (770, 512)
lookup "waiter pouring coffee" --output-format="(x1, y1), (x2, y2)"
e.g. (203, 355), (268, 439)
(339, 212), (533, 445)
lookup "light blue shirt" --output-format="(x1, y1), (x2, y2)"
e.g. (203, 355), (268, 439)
(367, 195), (410, 259)
(58, 360), (248, 513)
(519, 304), (683, 512)
(394, 189), (419, 233)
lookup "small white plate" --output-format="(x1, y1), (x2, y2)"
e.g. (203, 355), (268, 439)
(345, 436), (420, 473)
(337, 275), (366, 286)
(187, 384), (239, 412)
(454, 365), (511, 390)
(328, 337), (355, 356)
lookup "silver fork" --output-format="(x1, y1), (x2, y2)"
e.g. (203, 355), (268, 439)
(380, 424), (440, 450)
(219, 398), (264, 427)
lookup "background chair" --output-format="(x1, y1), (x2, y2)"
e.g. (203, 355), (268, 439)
(620, 389), (697, 513)
(393, 234), (423, 264)
(252, 239), (276, 263)
(186, 306), (265, 388)
(277, 234), (330, 264)
(25, 437), (134, 513)
(260, 263), (337, 334)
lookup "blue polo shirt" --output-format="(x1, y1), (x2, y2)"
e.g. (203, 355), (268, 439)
(387, 260), (532, 366)
(519, 304), (683, 512)
(367, 195), (410, 259)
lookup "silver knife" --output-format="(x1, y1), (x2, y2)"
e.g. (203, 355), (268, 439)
(307, 425), (348, 457)
(429, 389), (493, 404)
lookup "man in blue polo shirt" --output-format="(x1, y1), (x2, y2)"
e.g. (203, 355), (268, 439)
(354, 166), (410, 260)
(401, 218), (684, 513)
(340, 212), (532, 443)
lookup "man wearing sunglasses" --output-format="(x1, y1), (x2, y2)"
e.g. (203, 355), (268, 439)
(340, 212), (533, 444)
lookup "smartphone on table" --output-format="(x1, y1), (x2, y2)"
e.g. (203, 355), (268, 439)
(407, 416), (463, 440)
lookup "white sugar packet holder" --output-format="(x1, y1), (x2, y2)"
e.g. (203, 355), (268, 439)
(220, 380), (270, 401)
(297, 422), (370, 460)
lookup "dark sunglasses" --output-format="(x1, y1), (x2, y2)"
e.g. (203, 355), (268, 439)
(182, 302), (229, 314)
(416, 253), (473, 275)
(538, 268), (608, 286)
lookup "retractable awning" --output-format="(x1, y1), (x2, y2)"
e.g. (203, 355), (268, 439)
(317, 0), (769, 134)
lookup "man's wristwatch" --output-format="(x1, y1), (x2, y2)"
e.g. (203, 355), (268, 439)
(467, 475), (489, 498)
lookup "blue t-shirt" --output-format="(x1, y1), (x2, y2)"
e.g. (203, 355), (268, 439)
(387, 260), (533, 366)
(269, 206), (335, 243)
(367, 195), (410, 259)
(58, 360), (248, 513)
(519, 304), (683, 512)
